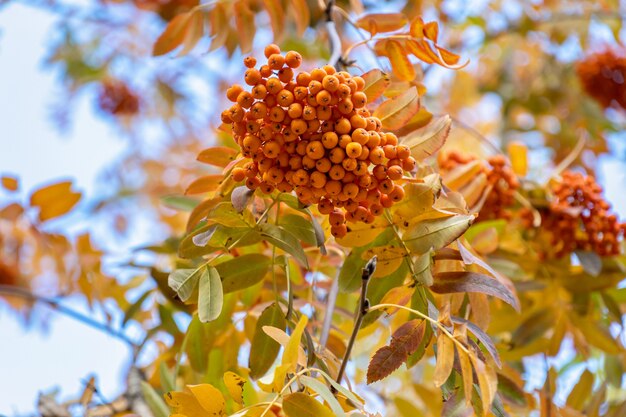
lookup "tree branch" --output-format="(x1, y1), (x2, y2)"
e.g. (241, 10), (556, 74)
(333, 256), (376, 391)
(0, 285), (139, 349)
(324, 0), (343, 68)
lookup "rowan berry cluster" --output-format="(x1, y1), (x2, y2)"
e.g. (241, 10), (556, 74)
(538, 171), (626, 258)
(438, 151), (519, 221)
(98, 80), (140, 116)
(222, 45), (416, 238)
(577, 48), (626, 110)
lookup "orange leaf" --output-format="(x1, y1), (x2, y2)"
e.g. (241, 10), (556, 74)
(289, 0), (310, 37)
(433, 332), (454, 386)
(263, 0), (284, 40)
(196, 147), (238, 167)
(1, 175), (18, 192)
(29, 180), (81, 222)
(178, 10), (205, 56)
(385, 40), (416, 81)
(423, 21), (439, 42)
(405, 39), (437, 64)
(409, 17), (424, 38)
(153, 12), (193, 56)
(373, 86), (420, 130)
(436, 45), (461, 66)
(185, 175), (224, 195)
(361, 69), (391, 102)
(391, 319), (426, 356)
(208, 4), (229, 52)
(356, 13), (408, 35)
(367, 346), (407, 384)
(234, 1), (256, 53)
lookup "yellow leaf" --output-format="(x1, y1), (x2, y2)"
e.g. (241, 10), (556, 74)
(361, 69), (391, 103)
(153, 12), (193, 56)
(223, 372), (246, 405)
(30, 180), (81, 222)
(263, 0), (284, 40)
(282, 392), (335, 417)
(164, 390), (209, 417)
(363, 246), (405, 278)
(208, 4), (229, 51)
(507, 141), (528, 177)
(385, 40), (416, 82)
(373, 87), (420, 131)
(185, 175), (224, 195)
(197, 147), (238, 167)
(404, 39), (436, 64)
(435, 45), (461, 66)
(409, 17), (424, 38)
(1, 175), (18, 191)
(188, 384), (226, 416)
(356, 13), (408, 35)
(379, 285), (414, 314)
(283, 314), (308, 371)
(289, 0), (310, 36)
(400, 114), (451, 161)
(234, 1), (255, 53)
(336, 217), (387, 247)
(262, 326), (308, 367)
(469, 354), (497, 416)
(433, 332), (454, 386)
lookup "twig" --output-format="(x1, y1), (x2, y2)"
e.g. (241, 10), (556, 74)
(549, 131), (587, 182)
(0, 285), (138, 349)
(333, 256), (377, 391)
(447, 115), (503, 155)
(324, 0), (343, 68)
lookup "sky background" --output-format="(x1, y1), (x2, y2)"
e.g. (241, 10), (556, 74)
(2, 2), (626, 416)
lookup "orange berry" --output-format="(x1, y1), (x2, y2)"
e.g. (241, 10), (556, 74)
(266, 78), (282, 94)
(389, 185), (405, 202)
(292, 169), (310, 186)
(278, 67), (294, 83)
(352, 91), (367, 108)
(227, 84), (244, 102)
(277, 181), (294, 192)
(397, 145), (411, 160)
(318, 197), (334, 214)
(384, 145), (398, 159)
(343, 183), (359, 199)
(246, 176), (261, 189)
(250, 102), (267, 119)
(244, 68), (262, 85)
(329, 147), (346, 164)
(373, 165), (387, 180)
(277, 89), (294, 107)
(302, 155), (316, 169)
(289, 155), (303, 170)
(269, 107), (286, 122)
(329, 210), (345, 227)
(322, 132), (339, 149)
(342, 172), (356, 183)
(310, 171), (327, 189)
(237, 91), (254, 108)
(403, 157), (417, 171)
(387, 165), (403, 180)
(385, 132), (398, 145)
(294, 86), (308, 101)
(285, 51), (303, 68)
(329, 165), (346, 180)
(243, 135), (261, 152)
(291, 119), (307, 135)
(263, 141), (281, 158)
(267, 167), (285, 184)
(342, 158), (358, 171)
(251, 84), (268, 100)
(336, 84), (352, 100)
(379, 178), (394, 194)
(316, 158), (332, 173)
(308, 80), (323, 94)
(260, 181), (275, 194)
(316, 90), (331, 105)
(354, 207), (368, 222)
(331, 224), (348, 238)
(338, 99), (354, 114)
(346, 142), (362, 158)
(306, 141), (325, 160)
(264, 44), (281, 58)
(322, 75), (340, 92)
(325, 180), (342, 196)
(317, 105), (332, 120)
(335, 118), (351, 134)
(353, 76), (365, 90)
(232, 167), (246, 182)
(244, 56), (257, 68)
(268, 54), (285, 70)
(288, 103), (303, 119)
(259, 65), (272, 78)
(296, 72), (311, 86)
(311, 68), (327, 82)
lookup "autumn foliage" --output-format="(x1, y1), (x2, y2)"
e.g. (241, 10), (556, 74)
(3, 1), (626, 417)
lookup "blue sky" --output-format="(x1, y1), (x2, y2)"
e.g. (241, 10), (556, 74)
(0, 4), (130, 415)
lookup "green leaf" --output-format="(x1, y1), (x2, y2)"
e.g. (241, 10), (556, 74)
(198, 267), (223, 322)
(413, 252), (433, 286)
(140, 381), (169, 417)
(404, 215), (474, 254)
(339, 249), (368, 292)
(249, 303), (286, 379)
(259, 223), (309, 268)
(299, 376), (346, 416)
(214, 254), (271, 293)
(160, 195), (200, 211)
(278, 214), (317, 246)
(168, 266), (205, 302)
(431, 271), (520, 311)
(282, 392), (335, 417)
